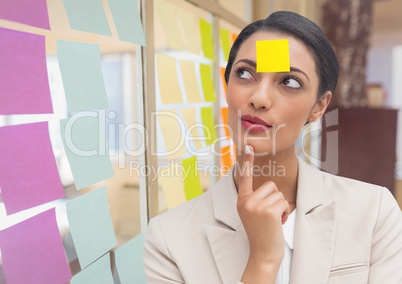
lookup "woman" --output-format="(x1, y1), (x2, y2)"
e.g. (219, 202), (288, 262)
(144, 11), (402, 284)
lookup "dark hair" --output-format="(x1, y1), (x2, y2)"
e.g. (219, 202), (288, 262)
(225, 11), (339, 97)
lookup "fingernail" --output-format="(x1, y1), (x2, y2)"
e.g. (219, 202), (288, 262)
(245, 145), (252, 155)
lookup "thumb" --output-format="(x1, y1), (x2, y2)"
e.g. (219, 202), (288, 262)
(238, 145), (254, 198)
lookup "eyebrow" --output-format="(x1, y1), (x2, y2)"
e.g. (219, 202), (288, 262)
(234, 59), (310, 82)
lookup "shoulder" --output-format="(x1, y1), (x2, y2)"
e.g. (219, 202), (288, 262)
(301, 159), (387, 205)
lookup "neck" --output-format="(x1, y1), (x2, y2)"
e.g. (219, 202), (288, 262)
(233, 147), (299, 204)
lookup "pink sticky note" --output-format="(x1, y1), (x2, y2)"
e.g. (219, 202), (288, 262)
(0, 208), (72, 284)
(0, 0), (50, 29)
(0, 28), (53, 115)
(0, 122), (65, 215)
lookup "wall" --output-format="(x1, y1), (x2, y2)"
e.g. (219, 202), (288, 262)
(367, 0), (402, 180)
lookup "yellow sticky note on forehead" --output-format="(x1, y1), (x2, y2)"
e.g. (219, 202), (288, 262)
(256, 39), (290, 72)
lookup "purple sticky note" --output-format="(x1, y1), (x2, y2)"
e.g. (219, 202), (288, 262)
(0, 0), (50, 29)
(0, 208), (72, 284)
(0, 122), (65, 215)
(0, 27), (53, 115)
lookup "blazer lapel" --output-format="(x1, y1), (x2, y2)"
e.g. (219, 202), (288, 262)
(204, 169), (249, 283)
(290, 159), (337, 284)
(205, 161), (337, 284)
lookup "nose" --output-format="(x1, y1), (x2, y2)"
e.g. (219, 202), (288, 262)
(248, 82), (273, 110)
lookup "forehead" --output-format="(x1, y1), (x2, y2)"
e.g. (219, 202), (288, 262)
(235, 31), (317, 76)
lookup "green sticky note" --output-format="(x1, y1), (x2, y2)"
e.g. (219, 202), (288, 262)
(200, 106), (216, 146)
(108, 0), (146, 45)
(60, 116), (114, 190)
(71, 253), (114, 284)
(200, 63), (216, 102)
(182, 156), (203, 201)
(220, 28), (231, 61)
(66, 187), (117, 269)
(199, 18), (214, 60)
(57, 40), (108, 112)
(62, 0), (111, 35)
(113, 234), (145, 284)
(256, 39), (290, 72)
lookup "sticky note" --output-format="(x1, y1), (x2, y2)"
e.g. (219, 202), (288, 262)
(256, 39), (290, 72)
(182, 156), (203, 200)
(200, 63), (216, 102)
(221, 107), (230, 139)
(177, 8), (201, 55)
(220, 28), (231, 61)
(0, 0), (50, 29)
(0, 208), (72, 284)
(231, 33), (238, 44)
(180, 60), (202, 103)
(108, 0), (146, 45)
(181, 108), (203, 150)
(199, 18), (214, 60)
(60, 115), (114, 190)
(62, 0), (111, 35)
(156, 53), (183, 104)
(113, 234), (146, 283)
(157, 110), (187, 159)
(57, 40), (109, 112)
(0, 28), (53, 115)
(155, 0), (185, 50)
(201, 107), (216, 146)
(66, 187), (117, 269)
(220, 67), (227, 98)
(0, 122), (64, 215)
(159, 169), (186, 210)
(71, 253), (114, 284)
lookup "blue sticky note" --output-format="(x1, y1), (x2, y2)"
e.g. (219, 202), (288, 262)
(57, 40), (109, 112)
(71, 253), (114, 284)
(62, 0), (111, 35)
(66, 187), (117, 269)
(108, 0), (146, 45)
(60, 115), (114, 190)
(113, 234), (145, 283)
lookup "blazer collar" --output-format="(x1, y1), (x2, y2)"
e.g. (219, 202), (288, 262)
(208, 159), (337, 284)
(296, 157), (325, 213)
(210, 158), (327, 229)
(210, 167), (242, 230)
(291, 158), (337, 284)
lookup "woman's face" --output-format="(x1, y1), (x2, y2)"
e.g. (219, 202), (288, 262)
(227, 30), (330, 156)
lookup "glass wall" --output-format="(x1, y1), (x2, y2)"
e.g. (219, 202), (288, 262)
(0, 0), (144, 281)
(0, 0), (248, 283)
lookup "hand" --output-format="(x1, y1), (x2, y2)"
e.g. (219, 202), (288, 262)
(237, 145), (290, 283)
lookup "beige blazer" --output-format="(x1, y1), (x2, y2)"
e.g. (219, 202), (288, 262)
(144, 159), (402, 284)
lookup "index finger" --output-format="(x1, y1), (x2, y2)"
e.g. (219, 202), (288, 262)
(238, 145), (254, 198)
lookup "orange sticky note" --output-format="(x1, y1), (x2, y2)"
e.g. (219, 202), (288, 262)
(231, 33), (238, 44)
(256, 39), (290, 72)
(220, 67), (227, 98)
(221, 107), (230, 139)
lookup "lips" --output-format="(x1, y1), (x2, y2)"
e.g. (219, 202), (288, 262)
(241, 114), (272, 131)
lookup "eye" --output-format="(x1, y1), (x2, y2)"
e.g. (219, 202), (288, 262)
(235, 68), (255, 80)
(282, 76), (302, 89)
